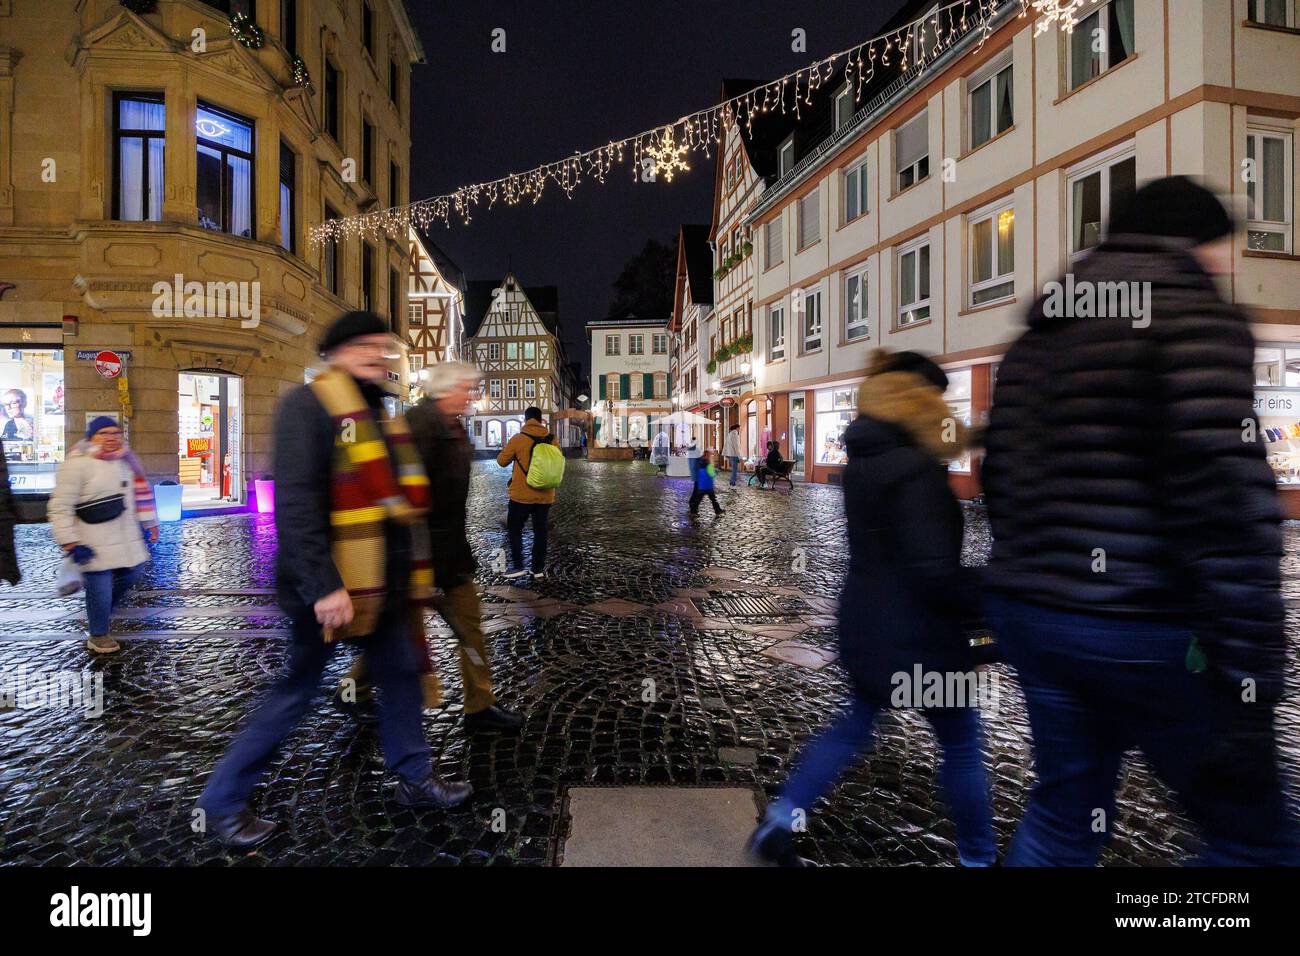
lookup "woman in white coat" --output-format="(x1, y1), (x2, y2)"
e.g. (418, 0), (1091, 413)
(48, 416), (158, 654)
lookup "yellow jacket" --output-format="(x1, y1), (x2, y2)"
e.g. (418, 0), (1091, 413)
(497, 420), (558, 504)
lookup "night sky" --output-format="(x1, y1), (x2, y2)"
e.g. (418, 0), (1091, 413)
(405, 0), (910, 376)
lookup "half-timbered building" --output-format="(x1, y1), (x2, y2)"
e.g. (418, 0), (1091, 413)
(464, 273), (572, 451)
(405, 227), (466, 397)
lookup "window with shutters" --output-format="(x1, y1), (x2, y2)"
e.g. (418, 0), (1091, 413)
(895, 111), (929, 192)
(844, 268), (870, 341)
(1247, 125), (1293, 253)
(1066, 144), (1135, 263)
(1249, 0), (1300, 26)
(835, 85), (855, 129)
(968, 54), (1013, 151)
(630, 375), (644, 400)
(768, 304), (786, 362)
(607, 374), (621, 400)
(843, 159), (868, 224)
(969, 199), (1016, 306)
(897, 237), (931, 327)
(765, 214), (784, 269)
(279, 141), (297, 252)
(799, 288), (822, 353)
(1068, 0), (1133, 91)
(797, 190), (820, 251)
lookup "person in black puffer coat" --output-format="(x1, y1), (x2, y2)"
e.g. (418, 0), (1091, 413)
(748, 349), (996, 867)
(983, 176), (1300, 866)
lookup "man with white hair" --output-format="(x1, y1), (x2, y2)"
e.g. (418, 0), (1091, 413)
(337, 361), (523, 734)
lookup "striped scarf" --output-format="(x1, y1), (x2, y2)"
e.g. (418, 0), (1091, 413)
(309, 367), (434, 642)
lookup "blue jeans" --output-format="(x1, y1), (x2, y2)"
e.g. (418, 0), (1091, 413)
(768, 698), (997, 866)
(82, 562), (147, 637)
(987, 594), (1300, 866)
(728, 456), (740, 485)
(198, 605), (431, 818)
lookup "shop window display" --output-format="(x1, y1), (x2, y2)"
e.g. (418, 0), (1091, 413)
(815, 387), (857, 465)
(1, 349), (65, 493)
(944, 368), (973, 474)
(1254, 345), (1300, 485)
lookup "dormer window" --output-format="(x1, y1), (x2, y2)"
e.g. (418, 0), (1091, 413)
(779, 137), (795, 177)
(835, 85), (855, 130)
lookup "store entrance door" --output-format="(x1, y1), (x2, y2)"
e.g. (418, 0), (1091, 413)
(178, 371), (243, 506)
(789, 393), (806, 479)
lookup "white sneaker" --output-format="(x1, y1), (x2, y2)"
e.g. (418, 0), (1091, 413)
(503, 569), (528, 580)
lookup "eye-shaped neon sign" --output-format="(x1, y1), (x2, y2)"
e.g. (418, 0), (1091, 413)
(196, 117), (232, 139)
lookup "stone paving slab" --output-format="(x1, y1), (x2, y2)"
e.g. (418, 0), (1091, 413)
(559, 787), (761, 867)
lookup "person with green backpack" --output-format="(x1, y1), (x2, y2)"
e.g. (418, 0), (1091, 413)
(496, 406), (564, 580)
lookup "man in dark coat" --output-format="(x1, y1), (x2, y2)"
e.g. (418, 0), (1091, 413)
(196, 312), (472, 850)
(338, 361), (522, 733)
(983, 177), (1300, 866)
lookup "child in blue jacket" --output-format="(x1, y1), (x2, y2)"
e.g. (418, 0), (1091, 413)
(689, 451), (724, 517)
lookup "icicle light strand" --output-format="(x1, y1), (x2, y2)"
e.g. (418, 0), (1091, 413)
(311, 0), (1039, 244)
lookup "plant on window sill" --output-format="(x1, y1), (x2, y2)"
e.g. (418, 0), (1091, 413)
(230, 12), (266, 50)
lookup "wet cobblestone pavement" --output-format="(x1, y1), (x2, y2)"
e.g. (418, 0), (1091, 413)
(2, 460), (1298, 866)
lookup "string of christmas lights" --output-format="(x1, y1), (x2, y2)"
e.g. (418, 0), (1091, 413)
(311, 0), (1050, 245)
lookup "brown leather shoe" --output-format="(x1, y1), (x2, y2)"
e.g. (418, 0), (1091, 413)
(86, 635), (121, 654)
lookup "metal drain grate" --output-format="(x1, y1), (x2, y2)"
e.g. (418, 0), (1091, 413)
(695, 594), (792, 618)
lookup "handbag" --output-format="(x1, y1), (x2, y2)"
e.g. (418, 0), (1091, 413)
(54, 555), (83, 596)
(76, 493), (126, 525)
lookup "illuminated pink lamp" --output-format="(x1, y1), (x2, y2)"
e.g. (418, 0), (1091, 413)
(253, 478), (275, 514)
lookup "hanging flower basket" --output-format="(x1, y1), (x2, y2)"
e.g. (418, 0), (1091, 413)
(290, 54), (311, 87)
(741, 240), (754, 257)
(229, 12), (265, 49)
(706, 359), (718, 375)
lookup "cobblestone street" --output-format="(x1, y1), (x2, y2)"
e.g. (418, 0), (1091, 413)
(2, 460), (1298, 867)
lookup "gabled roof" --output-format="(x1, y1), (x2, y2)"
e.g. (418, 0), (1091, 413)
(464, 276), (561, 339)
(413, 225), (466, 294)
(679, 224), (713, 305)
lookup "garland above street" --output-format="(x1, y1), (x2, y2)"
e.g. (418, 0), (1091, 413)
(309, 0), (1096, 244)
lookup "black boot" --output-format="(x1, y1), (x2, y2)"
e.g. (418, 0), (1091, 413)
(395, 774), (473, 809)
(746, 819), (811, 867)
(332, 688), (379, 726)
(464, 705), (524, 733)
(206, 808), (277, 850)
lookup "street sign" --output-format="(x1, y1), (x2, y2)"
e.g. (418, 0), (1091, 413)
(94, 350), (123, 379)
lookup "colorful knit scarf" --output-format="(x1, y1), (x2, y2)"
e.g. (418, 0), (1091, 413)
(309, 367), (434, 642)
(69, 439), (158, 528)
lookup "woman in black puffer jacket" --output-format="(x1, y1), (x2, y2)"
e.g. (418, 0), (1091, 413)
(747, 349), (995, 866)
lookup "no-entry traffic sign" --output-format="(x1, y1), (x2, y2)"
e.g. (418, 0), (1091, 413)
(94, 350), (123, 379)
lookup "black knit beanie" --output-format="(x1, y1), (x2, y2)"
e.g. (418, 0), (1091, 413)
(1107, 175), (1234, 245)
(889, 350), (949, 391)
(318, 310), (389, 355)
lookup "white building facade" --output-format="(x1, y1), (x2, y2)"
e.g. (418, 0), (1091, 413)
(588, 315), (672, 449)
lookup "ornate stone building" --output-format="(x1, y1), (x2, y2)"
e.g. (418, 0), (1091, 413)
(0, 0), (423, 513)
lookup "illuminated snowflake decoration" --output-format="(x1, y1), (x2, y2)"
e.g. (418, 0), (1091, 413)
(645, 127), (691, 183)
(1030, 0), (1102, 36)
